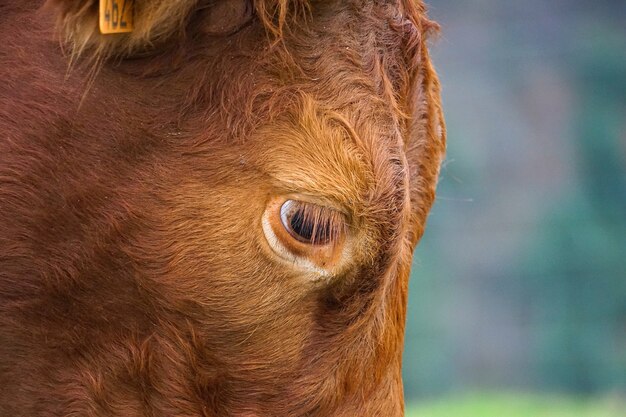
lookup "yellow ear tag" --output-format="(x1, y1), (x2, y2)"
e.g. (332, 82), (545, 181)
(99, 0), (134, 34)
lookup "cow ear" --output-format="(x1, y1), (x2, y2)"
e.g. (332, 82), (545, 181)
(45, 0), (200, 58)
(402, 6), (446, 245)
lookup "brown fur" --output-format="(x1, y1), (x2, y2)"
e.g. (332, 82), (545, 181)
(0, 0), (445, 415)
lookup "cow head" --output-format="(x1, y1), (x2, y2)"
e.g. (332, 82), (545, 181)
(1, 0), (444, 415)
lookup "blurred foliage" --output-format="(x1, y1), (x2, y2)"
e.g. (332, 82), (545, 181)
(406, 394), (626, 417)
(403, 0), (626, 401)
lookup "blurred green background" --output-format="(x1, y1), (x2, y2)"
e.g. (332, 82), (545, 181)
(403, 0), (626, 414)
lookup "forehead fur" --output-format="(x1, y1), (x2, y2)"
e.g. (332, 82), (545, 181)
(46, 0), (303, 58)
(46, 0), (438, 59)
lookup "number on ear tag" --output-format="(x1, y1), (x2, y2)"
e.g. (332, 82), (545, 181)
(99, 0), (134, 34)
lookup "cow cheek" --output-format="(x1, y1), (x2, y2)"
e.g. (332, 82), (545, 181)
(138, 170), (307, 329)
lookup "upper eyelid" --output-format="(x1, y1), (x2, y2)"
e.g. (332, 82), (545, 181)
(260, 162), (363, 224)
(269, 188), (351, 217)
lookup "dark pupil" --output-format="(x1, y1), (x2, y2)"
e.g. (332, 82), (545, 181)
(289, 209), (330, 244)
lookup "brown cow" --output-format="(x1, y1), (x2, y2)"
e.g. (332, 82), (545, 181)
(0, 0), (445, 415)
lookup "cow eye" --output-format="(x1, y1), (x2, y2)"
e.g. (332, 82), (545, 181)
(262, 197), (347, 273)
(280, 200), (336, 245)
